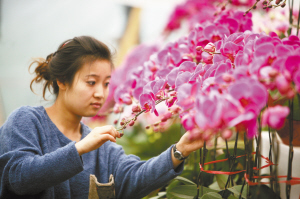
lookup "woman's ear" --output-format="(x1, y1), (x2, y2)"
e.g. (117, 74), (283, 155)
(57, 80), (67, 90)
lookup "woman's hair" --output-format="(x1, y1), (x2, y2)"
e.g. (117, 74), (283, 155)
(29, 36), (114, 100)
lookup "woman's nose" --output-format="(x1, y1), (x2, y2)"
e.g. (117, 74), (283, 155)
(94, 85), (104, 98)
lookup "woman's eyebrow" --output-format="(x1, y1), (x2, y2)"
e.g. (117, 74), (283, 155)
(85, 74), (100, 78)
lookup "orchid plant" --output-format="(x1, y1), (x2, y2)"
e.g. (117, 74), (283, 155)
(85, 0), (300, 198)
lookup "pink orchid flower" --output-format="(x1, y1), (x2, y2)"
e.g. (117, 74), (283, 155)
(139, 93), (158, 116)
(262, 105), (290, 130)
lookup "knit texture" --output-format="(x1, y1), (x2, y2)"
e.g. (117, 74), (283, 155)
(0, 106), (183, 199)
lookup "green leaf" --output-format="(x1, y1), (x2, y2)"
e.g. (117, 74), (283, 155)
(166, 184), (219, 199)
(249, 185), (280, 199)
(215, 174), (228, 189)
(148, 191), (166, 199)
(227, 195), (239, 199)
(180, 170), (198, 184)
(227, 185), (247, 199)
(174, 176), (196, 185)
(208, 180), (221, 191)
(200, 192), (222, 199)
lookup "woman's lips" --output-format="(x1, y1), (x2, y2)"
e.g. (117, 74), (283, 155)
(91, 103), (101, 109)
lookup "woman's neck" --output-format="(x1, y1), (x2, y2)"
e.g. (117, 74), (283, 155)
(45, 100), (82, 142)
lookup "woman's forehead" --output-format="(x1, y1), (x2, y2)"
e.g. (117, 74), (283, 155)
(78, 60), (112, 77)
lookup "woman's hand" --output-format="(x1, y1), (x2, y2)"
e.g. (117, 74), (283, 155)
(75, 125), (121, 156)
(172, 131), (204, 169)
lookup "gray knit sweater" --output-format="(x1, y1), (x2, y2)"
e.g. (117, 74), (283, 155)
(0, 106), (183, 199)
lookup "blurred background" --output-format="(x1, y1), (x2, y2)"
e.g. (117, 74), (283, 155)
(0, 0), (185, 125)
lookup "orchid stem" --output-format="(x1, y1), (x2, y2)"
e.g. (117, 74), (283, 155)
(297, 1), (300, 36)
(287, 0), (294, 36)
(286, 99), (294, 199)
(116, 96), (172, 131)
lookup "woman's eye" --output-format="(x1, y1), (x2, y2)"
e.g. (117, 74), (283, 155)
(87, 81), (96, 86)
(105, 82), (110, 87)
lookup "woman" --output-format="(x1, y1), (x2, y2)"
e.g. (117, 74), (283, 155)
(0, 36), (203, 199)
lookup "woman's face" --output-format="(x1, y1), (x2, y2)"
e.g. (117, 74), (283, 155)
(61, 59), (111, 118)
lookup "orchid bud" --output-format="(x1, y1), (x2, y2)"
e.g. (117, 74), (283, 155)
(196, 46), (202, 51)
(275, 0), (282, 4)
(287, 89), (295, 99)
(221, 6), (225, 10)
(202, 130), (212, 141)
(129, 120), (135, 126)
(170, 105), (181, 114)
(153, 127), (160, 132)
(221, 129), (233, 140)
(120, 118), (126, 126)
(281, 2), (286, 7)
(262, 0), (267, 5)
(113, 104), (123, 114)
(113, 120), (118, 125)
(156, 94), (162, 99)
(204, 42), (216, 53)
(132, 105), (142, 113)
(161, 112), (173, 122)
(153, 122), (160, 127)
(145, 125), (150, 129)
(276, 75), (290, 95)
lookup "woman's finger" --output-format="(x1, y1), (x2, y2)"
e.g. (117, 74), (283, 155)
(101, 134), (116, 143)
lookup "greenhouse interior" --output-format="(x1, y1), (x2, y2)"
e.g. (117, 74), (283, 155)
(0, 0), (300, 198)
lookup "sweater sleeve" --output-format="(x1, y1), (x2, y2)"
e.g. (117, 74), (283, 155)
(108, 143), (184, 199)
(0, 107), (84, 196)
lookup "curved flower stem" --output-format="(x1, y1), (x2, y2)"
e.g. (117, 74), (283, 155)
(268, 126), (274, 190)
(244, 131), (253, 199)
(194, 141), (207, 199)
(286, 99), (294, 199)
(297, 2), (300, 35)
(255, 115), (262, 184)
(222, 132), (239, 198)
(225, 139), (232, 186)
(115, 96), (172, 131)
(287, 0), (294, 36)
(244, 0), (260, 16)
(196, 46), (221, 55)
(213, 136), (218, 170)
(272, 130), (280, 196)
(239, 179), (246, 199)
